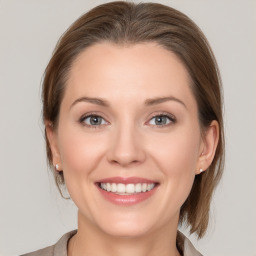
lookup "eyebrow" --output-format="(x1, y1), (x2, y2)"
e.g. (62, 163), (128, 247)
(145, 96), (187, 109)
(70, 96), (187, 109)
(70, 97), (110, 109)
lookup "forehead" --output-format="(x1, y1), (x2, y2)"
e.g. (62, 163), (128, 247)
(64, 42), (196, 108)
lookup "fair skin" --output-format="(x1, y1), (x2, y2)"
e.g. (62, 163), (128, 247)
(46, 42), (219, 256)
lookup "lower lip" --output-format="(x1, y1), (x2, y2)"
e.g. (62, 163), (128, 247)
(96, 185), (158, 206)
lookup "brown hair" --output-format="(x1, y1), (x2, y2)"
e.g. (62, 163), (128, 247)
(42, 1), (224, 238)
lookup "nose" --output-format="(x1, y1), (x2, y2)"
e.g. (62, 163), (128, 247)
(107, 124), (146, 167)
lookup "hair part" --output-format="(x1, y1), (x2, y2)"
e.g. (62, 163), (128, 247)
(42, 1), (224, 238)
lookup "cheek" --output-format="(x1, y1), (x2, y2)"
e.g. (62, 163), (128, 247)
(148, 126), (201, 202)
(57, 125), (108, 180)
(151, 127), (200, 171)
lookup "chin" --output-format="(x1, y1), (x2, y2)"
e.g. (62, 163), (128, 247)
(101, 222), (151, 238)
(94, 213), (155, 238)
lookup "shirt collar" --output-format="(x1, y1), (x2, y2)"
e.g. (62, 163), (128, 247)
(54, 230), (202, 256)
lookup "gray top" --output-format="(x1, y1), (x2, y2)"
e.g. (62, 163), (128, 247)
(21, 230), (202, 256)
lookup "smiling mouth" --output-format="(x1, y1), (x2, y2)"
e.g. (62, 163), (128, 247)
(97, 182), (158, 195)
(96, 177), (159, 205)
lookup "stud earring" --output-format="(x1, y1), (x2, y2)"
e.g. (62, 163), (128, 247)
(199, 168), (203, 173)
(55, 164), (59, 170)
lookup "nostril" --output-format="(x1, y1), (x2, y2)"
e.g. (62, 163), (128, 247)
(110, 159), (140, 166)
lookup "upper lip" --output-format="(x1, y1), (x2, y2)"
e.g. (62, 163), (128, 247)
(96, 176), (158, 184)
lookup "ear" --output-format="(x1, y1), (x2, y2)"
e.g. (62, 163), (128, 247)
(45, 120), (62, 171)
(196, 120), (219, 174)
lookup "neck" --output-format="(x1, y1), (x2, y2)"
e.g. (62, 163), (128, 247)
(68, 211), (181, 256)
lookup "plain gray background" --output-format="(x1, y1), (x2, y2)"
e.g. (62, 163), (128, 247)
(0, 0), (255, 255)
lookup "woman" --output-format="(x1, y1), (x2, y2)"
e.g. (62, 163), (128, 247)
(23, 1), (224, 256)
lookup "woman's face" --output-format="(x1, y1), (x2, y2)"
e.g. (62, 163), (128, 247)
(49, 42), (206, 237)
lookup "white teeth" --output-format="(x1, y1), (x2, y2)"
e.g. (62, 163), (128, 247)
(142, 183), (147, 192)
(111, 183), (117, 192)
(100, 182), (156, 194)
(135, 183), (142, 193)
(147, 183), (154, 191)
(117, 183), (126, 193)
(126, 184), (135, 193)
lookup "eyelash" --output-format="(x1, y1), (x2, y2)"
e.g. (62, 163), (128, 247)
(79, 112), (176, 128)
(79, 112), (108, 129)
(147, 112), (176, 127)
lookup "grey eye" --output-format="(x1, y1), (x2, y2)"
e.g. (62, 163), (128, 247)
(83, 115), (107, 126)
(149, 115), (172, 126)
